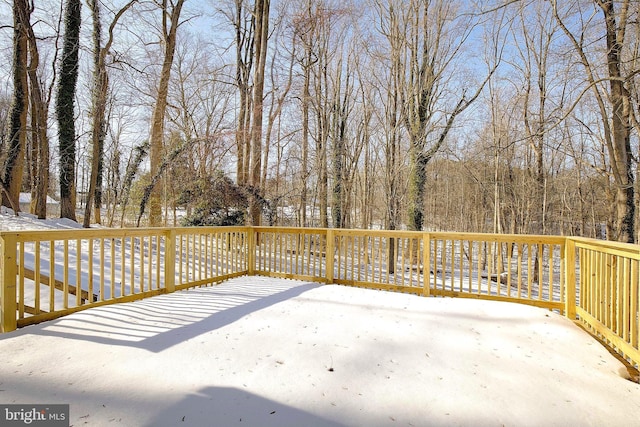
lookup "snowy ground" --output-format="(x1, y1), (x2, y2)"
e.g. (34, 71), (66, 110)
(2, 210), (640, 426)
(0, 276), (639, 426)
(0, 207), (84, 231)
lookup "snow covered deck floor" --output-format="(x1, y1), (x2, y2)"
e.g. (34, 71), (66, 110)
(1, 276), (639, 426)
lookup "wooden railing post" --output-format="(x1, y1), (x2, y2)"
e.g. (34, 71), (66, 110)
(1, 234), (18, 332)
(325, 229), (335, 284)
(423, 233), (431, 296)
(247, 227), (256, 275)
(564, 238), (577, 320)
(164, 229), (176, 293)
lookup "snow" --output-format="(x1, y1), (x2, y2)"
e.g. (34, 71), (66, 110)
(0, 206), (81, 230)
(18, 193), (59, 205)
(1, 210), (640, 426)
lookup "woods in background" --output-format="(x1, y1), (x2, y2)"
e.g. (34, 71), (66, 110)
(0, 0), (638, 243)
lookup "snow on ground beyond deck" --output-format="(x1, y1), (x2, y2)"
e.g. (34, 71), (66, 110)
(1, 275), (640, 427)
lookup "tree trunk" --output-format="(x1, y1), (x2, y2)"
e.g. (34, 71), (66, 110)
(382, 2), (404, 271)
(332, 60), (349, 229)
(317, 49), (329, 229)
(83, 0), (135, 228)
(83, 0), (105, 228)
(300, 50), (311, 227)
(56, 0), (81, 221)
(248, 0), (270, 226)
(233, 0), (253, 187)
(600, 0), (634, 242)
(25, 10), (50, 220)
(148, 0), (185, 226)
(553, 0), (634, 242)
(2, 0), (30, 212)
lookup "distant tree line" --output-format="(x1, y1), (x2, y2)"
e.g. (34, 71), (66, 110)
(0, 0), (638, 243)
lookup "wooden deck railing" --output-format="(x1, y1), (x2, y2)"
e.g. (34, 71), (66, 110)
(0, 227), (248, 330)
(1, 226), (638, 368)
(567, 237), (640, 369)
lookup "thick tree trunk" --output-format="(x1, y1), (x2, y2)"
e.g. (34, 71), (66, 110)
(407, 146), (428, 231)
(56, 0), (81, 221)
(2, 0), (30, 212)
(600, 0), (634, 242)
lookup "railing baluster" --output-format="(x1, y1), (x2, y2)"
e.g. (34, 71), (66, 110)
(99, 238), (105, 300)
(156, 233), (161, 289)
(632, 259), (639, 348)
(50, 240), (56, 311)
(456, 240), (461, 293)
(451, 239), (456, 292)
(516, 243), (523, 298)
(120, 237), (125, 297)
(110, 238), (115, 299)
(88, 239), (94, 302)
(286, 232), (291, 275)
(129, 237), (135, 295)
(63, 240), (69, 309)
(140, 236), (145, 292)
(19, 242), (26, 317)
(621, 257), (629, 339)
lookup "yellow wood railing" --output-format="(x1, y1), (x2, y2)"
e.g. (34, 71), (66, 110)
(0, 226), (638, 368)
(0, 227), (248, 330)
(567, 237), (640, 369)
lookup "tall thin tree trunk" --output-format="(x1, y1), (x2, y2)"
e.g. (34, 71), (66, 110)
(84, 0), (105, 227)
(83, 0), (135, 227)
(317, 48), (329, 229)
(25, 10), (50, 220)
(248, 0), (270, 226)
(148, 0), (185, 226)
(234, 0), (253, 187)
(300, 52), (311, 227)
(384, 4), (403, 273)
(331, 60), (346, 229)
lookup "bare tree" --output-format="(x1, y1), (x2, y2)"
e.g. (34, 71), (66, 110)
(373, 0), (407, 269)
(291, 0), (318, 226)
(83, 0), (137, 228)
(56, 0), (81, 221)
(225, 0), (254, 187)
(262, 12), (295, 196)
(147, 0), (185, 226)
(330, 54), (353, 228)
(23, 1), (57, 219)
(164, 37), (235, 223)
(552, 0), (635, 242)
(248, 0), (270, 226)
(1, 0), (30, 213)
(399, 0), (497, 232)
